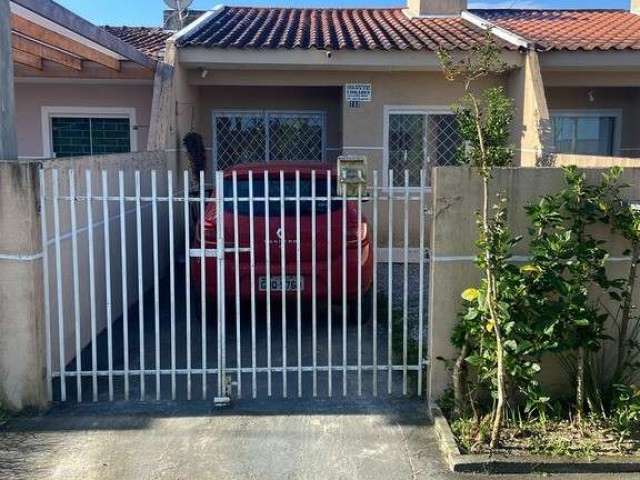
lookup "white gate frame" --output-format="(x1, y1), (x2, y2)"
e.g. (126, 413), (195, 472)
(40, 167), (431, 404)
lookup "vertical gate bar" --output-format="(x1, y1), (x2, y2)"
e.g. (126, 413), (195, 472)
(184, 172), (192, 400)
(101, 171), (114, 401)
(279, 171), (287, 398)
(216, 171), (226, 399)
(168, 172), (176, 401)
(387, 172), (393, 395)
(135, 171), (145, 400)
(86, 171), (98, 401)
(264, 172), (272, 396)
(357, 181), (363, 397)
(326, 170), (332, 397)
(232, 171), (242, 397)
(311, 171), (317, 397)
(39, 169), (53, 402)
(248, 171), (257, 398)
(417, 169), (426, 397)
(295, 170), (302, 397)
(372, 171), (379, 397)
(118, 171), (130, 401)
(199, 170), (207, 400)
(52, 170), (66, 402)
(151, 171), (160, 400)
(69, 170), (82, 402)
(402, 170), (410, 396)
(342, 180), (347, 397)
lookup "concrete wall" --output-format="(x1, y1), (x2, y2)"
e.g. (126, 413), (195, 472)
(0, 162), (47, 409)
(40, 150), (178, 371)
(555, 153), (640, 167)
(14, 82), (154, 159)
(429, 166), (640, 399)
(545, 86), (640, 158)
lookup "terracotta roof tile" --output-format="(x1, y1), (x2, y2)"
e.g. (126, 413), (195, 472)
(474, 9), (640, 51)
(103, 26), (172, 58)
(176, 6), (515, 51)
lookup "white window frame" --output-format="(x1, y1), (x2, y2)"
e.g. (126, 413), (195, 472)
(383, 105), (455, 191)
(211, 109), (327, 170)
(41, 106), (138, 158)
(550, 109), (623, 157)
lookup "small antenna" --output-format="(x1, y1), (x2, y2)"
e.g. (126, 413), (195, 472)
(163, 0), (194, 29)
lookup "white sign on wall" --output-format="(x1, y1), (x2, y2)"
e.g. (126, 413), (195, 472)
(345, 83), (372, 103)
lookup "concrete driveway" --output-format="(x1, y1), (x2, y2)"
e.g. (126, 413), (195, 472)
(1, 401), (637, 480)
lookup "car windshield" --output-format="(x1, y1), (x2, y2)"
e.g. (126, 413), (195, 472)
(223, 176), (340, 216)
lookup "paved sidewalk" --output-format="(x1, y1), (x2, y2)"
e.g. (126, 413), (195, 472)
(0, 400), (636, 480)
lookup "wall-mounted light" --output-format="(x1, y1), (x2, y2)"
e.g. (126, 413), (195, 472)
(200, 67), (209, 79)
(587, 90), (595, 103)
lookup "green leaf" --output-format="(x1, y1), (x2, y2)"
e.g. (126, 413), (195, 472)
(461, 288), (480, 302)
(520, 264), (541, 274)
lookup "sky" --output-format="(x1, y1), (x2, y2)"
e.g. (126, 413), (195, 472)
(55, 0), (629, 26)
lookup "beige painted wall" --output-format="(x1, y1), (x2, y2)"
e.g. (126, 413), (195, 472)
(41, 151), (177, 371)
(187, 69), (505, 248)
(507, 51), (551, 167)
(429, 165), (640, 400)
(545, 87), (640, 158)
(187, 69), (505, 175)
(14, 82), (154, 159)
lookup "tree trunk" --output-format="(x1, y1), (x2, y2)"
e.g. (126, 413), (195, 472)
(452, 340), (469, 419)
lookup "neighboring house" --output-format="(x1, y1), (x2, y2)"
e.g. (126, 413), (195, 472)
(9, 0), (165, 160)
(9, 0), (640, 178)
(475, 8), (640, 160)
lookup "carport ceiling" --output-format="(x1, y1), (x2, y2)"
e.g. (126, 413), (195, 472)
(9, 0), (155, 74)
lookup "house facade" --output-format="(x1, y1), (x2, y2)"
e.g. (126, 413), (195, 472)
(9, 0), (640, 181)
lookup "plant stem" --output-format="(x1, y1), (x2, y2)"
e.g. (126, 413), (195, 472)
(453, 338), (469, 419)
(576, 346), (585, 424)
(615, 241), (640, 382)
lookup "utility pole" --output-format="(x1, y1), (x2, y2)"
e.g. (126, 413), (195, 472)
(0, 0), (17, 160)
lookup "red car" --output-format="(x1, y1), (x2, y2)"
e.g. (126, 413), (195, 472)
(191, 163), (373, 315)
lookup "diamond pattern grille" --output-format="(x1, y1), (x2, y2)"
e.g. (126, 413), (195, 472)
(214, 112), (325, 169)
(269, 113), (324, 162)
(215, 114), (266, 170)
(388, 113), (461, 186)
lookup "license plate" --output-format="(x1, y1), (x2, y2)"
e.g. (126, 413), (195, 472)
(259, 276), (304, 292)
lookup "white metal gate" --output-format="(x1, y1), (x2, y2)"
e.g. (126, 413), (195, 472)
(40, 167), (430, 404)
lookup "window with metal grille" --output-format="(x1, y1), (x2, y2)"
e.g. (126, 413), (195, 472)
(51, 117), (131, 158)
(386, 111), (460, 186)
(213, 111), (326, 170)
